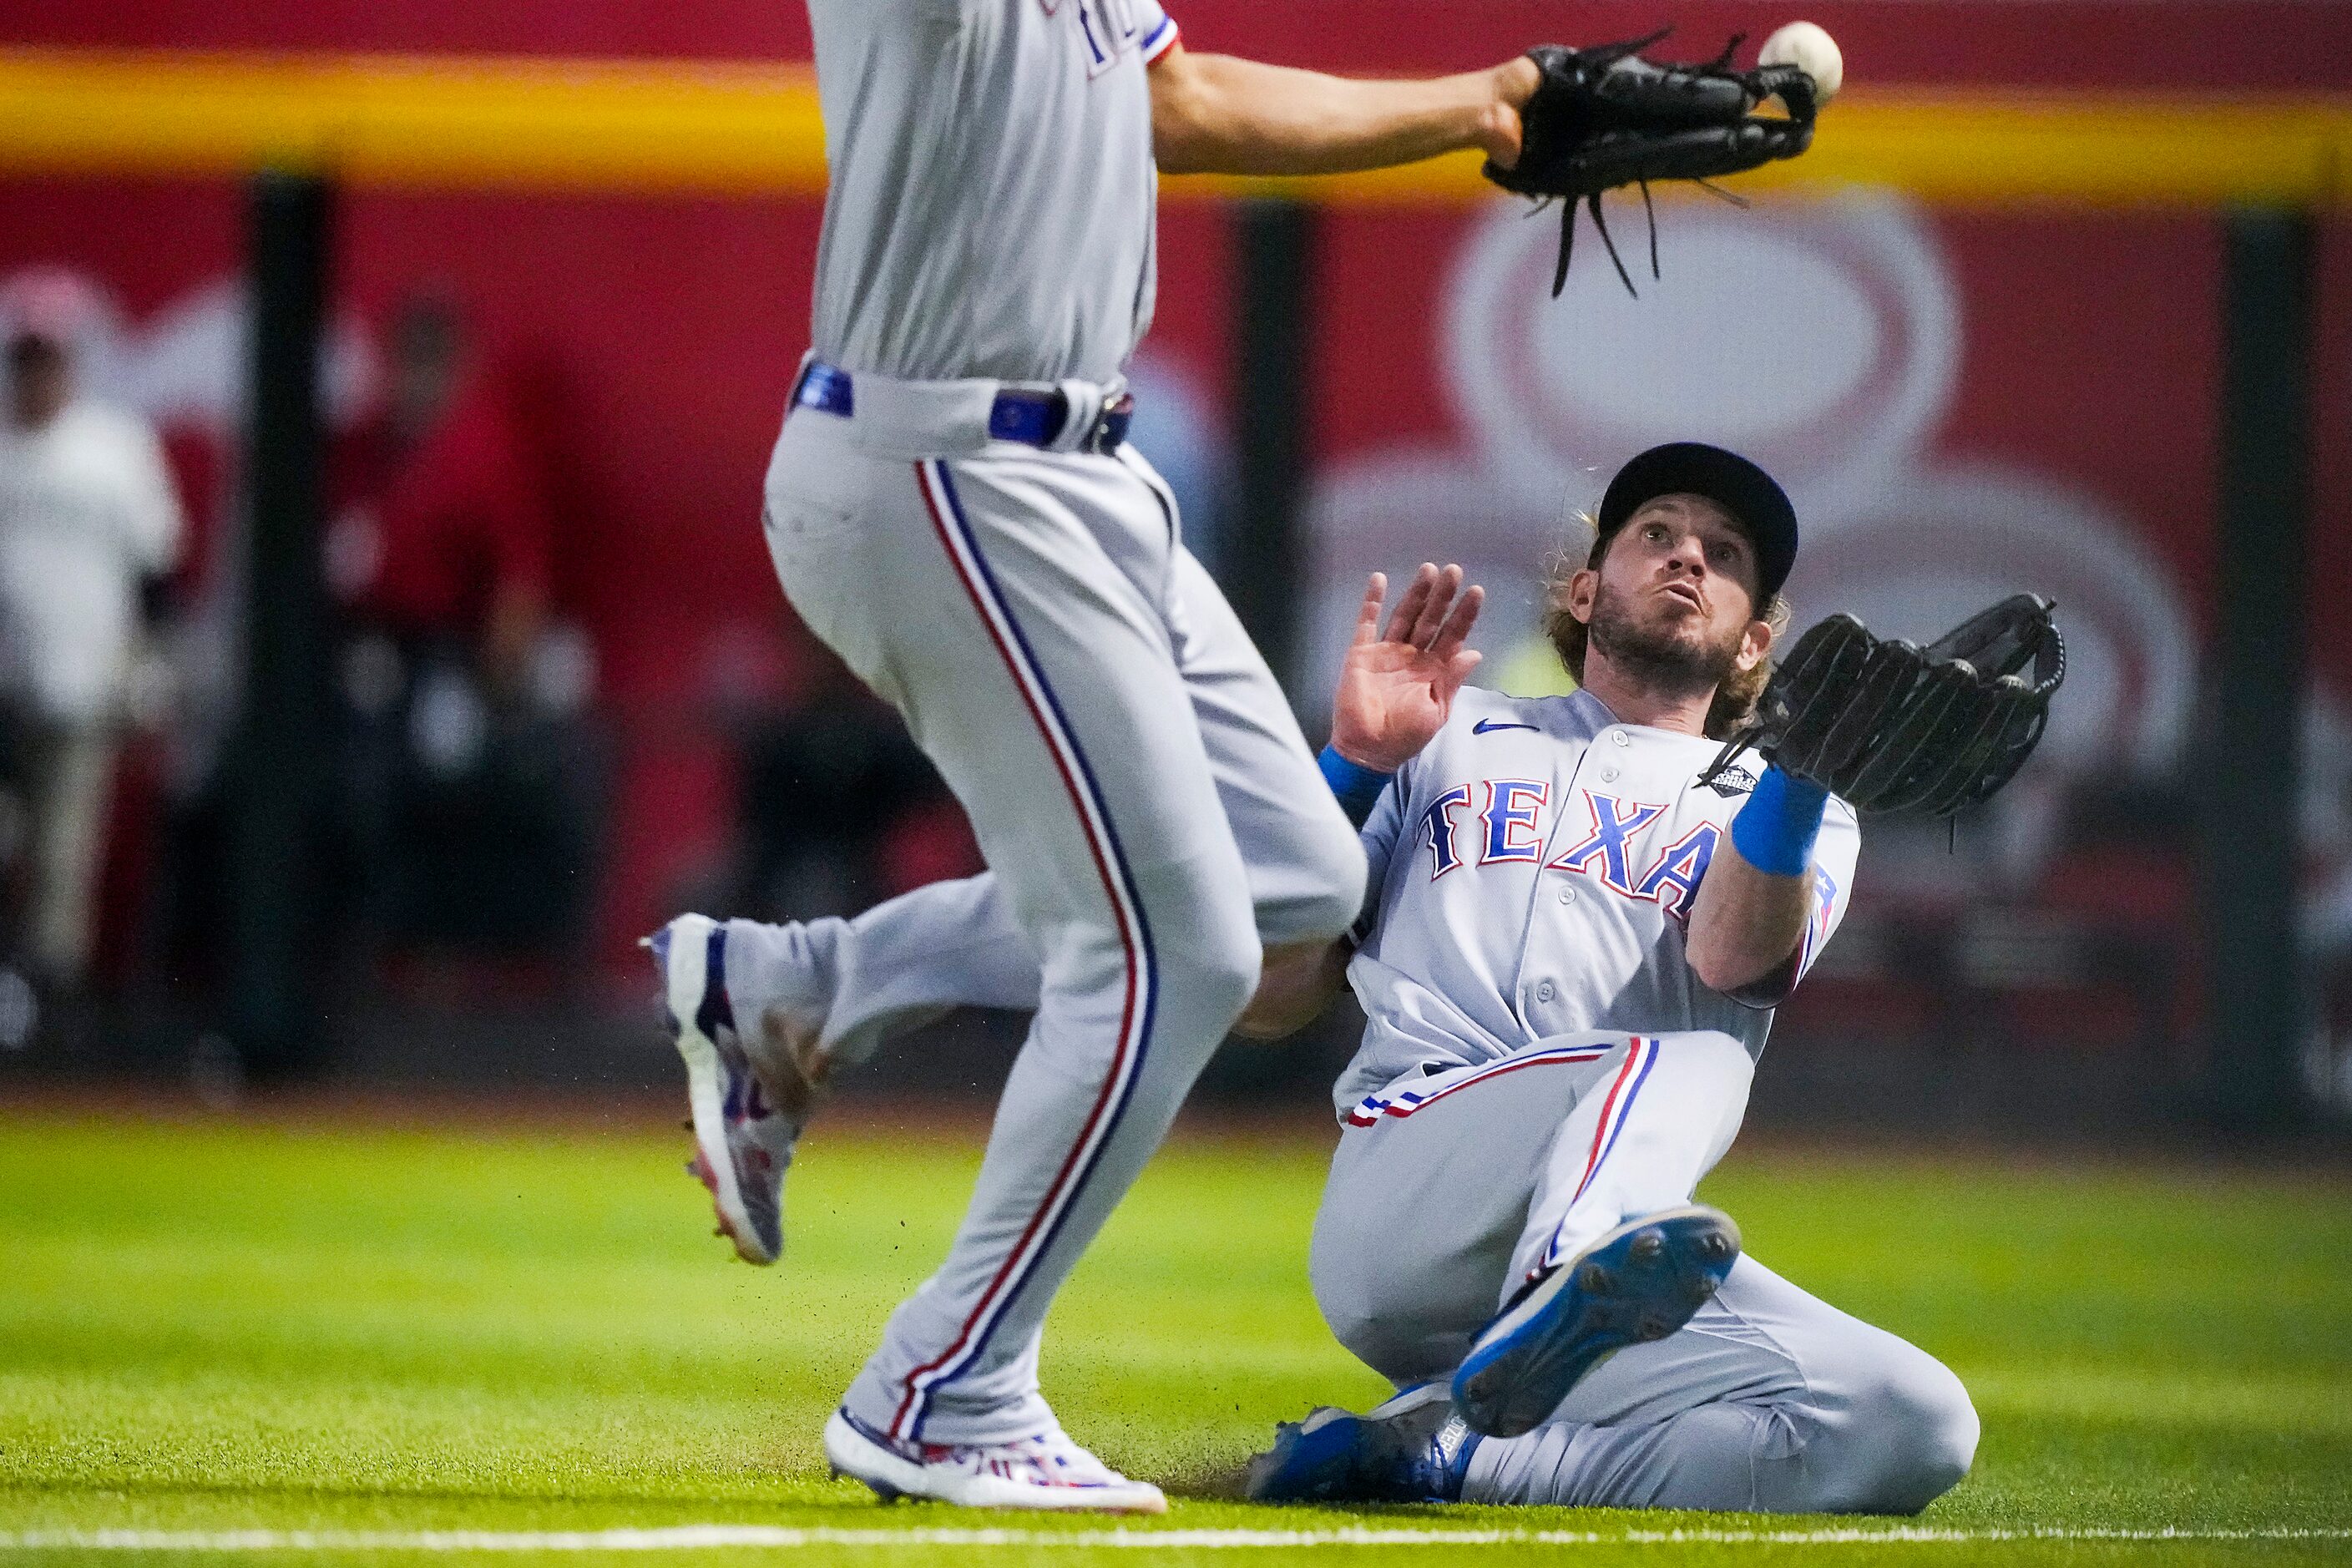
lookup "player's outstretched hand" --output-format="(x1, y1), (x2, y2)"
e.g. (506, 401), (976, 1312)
(1331, 564), (1485, 774)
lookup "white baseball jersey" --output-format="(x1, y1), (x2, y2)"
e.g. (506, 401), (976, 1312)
(1336, 685), (1860, 1116)
(0, 399), (182, 724)
(806, 0), (1180, 386)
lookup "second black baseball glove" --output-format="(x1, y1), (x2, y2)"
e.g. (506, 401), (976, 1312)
(1490, 32), (1819, 296)
(1699, 594), (2066, 817)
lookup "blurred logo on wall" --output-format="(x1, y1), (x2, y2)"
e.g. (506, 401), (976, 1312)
(1308, 191), (2189, 789)
(1307, 192), (2352, 1075)
(0, 267), (375, 432)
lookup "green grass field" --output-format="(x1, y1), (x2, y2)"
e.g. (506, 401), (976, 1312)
(1, 1101), (2347, 1565)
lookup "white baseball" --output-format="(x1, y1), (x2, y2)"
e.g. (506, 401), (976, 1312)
(1759, 20), (1844, 106)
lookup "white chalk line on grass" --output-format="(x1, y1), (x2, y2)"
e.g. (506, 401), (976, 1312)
(2, 1525), (2348, 1552)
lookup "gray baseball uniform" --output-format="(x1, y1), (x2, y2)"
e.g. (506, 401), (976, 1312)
(809, 0), (1176, 384)
(766, 0), (1363, 1452)
(1309, 685), (1974, 1513)
(718, 682), (1973, 1510)
(1334, 685), (1855, 1116)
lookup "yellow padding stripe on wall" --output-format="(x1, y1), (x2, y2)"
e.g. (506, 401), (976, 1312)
(0, 49), (2345, 206)
(0, 51), (830, 195)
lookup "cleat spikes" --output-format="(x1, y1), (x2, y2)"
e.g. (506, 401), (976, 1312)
(656, 911), (805, 1268)
(1454, 1206), (1743, 1438)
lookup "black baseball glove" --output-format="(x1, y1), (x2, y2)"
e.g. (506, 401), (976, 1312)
(1699, 594), (2067, 817)
(1488, 31), (1819, 296)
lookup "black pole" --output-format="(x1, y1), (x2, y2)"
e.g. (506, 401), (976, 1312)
(1226, 199), (1316, 701)
(228, 170), (334, 1075)
(2202, 207), (2313, 1131)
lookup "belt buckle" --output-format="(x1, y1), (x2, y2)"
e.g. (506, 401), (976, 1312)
(1088, 392), (1135, 453)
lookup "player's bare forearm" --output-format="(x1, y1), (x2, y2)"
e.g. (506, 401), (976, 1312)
(1150, 47), (1539, 177)
(1233, 938), (1352, 1041)
(1683, 846), (1809, 996)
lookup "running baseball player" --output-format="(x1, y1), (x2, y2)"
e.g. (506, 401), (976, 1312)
(645, 1), (1859, 1510)
(643, 0), (1637, 1516)
(702, 440), (2059, 1512)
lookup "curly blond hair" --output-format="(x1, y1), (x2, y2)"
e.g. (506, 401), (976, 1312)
(1542, 518), (1789, 741)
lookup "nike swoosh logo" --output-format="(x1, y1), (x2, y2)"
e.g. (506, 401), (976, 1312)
(1472, 719), (1540, 735)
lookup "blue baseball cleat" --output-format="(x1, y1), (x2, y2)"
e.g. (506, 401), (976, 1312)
(1452, 1204), (1741, 1439)
(1242, 1383), (1479, 1505)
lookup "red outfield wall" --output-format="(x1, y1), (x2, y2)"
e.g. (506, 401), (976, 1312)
(1, 2), (2346, 995)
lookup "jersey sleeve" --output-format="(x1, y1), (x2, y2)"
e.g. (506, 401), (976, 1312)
(1793, 796), (1860, 987)
(1347, 759), (1412, 947)
(1135, 0), (1180, 62)
(1358, 769), (1405, 890)
(1722, 793), (1860, 1009)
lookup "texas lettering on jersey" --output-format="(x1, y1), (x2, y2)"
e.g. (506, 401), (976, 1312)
(1334, 691), (1864, 1115)
(1420, 781), (1725, 923)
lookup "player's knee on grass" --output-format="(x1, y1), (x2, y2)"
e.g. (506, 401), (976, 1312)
(1806, 1344), (1978, 1514)
(1314, 1285), (1478, 1393)
(1310, 1211), (1495, 1389)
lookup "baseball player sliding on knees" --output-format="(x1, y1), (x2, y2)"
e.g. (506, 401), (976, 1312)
(647, 0), (1571, 1515)
(1235, 444), (1981, 1511)
(687, 443), (1997, 1514)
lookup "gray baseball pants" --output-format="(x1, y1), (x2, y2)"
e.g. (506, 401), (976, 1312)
(760, 402), (1363, 1448)
(726, 882), (1980, 1511)
(1313, 1032), (1979, 1513)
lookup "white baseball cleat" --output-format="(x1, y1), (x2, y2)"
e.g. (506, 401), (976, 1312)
(645, 913), (828, 1266)
(823, 1408), (1168, 1514)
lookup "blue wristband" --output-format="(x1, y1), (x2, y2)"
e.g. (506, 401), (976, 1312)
(1729, 763), (1829, 878)
(1318, 744), (1394, 828)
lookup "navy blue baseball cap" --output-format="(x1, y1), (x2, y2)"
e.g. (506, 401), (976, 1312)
(1596, 442), (1798, 599)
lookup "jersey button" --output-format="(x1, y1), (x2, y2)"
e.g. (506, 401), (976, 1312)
(1559, 888), (1576, 905)
(1611, 731), (1631, 748)
(1601, 766), (1620, 782)
(1536, 981), (1556, 1002)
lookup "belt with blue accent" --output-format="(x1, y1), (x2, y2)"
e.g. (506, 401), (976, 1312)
(793, 362), (1134, 453)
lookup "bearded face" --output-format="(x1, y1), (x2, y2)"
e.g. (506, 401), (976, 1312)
(1562, 493), (1768, 703)
(1586, 574), (1749, 699)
